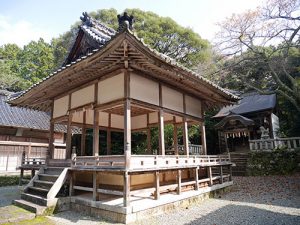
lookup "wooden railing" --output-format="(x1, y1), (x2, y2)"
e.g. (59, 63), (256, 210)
(0, 141), (48, 172)
(72, 154), (231, 170)
(130, 154), (230, 170)
(72, 155), (125, 168)
(166, 144), (203, 155)
(249, 137), (300, 151)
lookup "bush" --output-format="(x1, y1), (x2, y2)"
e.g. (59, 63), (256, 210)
(247, 147), (300, 176)
(0, 175), (31, 187)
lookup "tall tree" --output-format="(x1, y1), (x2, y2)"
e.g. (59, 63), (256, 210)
(53, 8), (211, 69)
(215, 0), (300, 112)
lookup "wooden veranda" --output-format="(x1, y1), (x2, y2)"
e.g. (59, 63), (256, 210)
(9, 12), (238, 221)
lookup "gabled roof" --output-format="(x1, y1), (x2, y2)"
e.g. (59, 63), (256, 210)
(9, 13), (238, 111)
(0, 91), (66, 132)
(214, 92), (276, 118)
(64, 13), (116, 65)
(215, 114), (255, 130)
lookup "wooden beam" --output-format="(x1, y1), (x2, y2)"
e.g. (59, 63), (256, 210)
(124, 70), (131, 169)
(208, 167), (213, 186)
(201, 123), (207, 155)
(147, 113), (152, 154)
(154, 171), (160, 200)
(80, 111), (86, 156)
(66, 112), (73, 159)
(93, 110), (99, 156)
(123, 171), (130, 207)
(195, 167), (199, 190)
(220, 166), (223, 184)
(107, 113), (112, 155)
(183, 117), (189, 156)
(177, 169), (181, 195)
(158, 109), (165, 155)
(93, 171), (98, 201)
(173, 121), (178, 155)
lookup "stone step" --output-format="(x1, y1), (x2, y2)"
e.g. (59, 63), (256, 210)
(34, 180), (54, 189)
(38, 173), (59, 182)
(27, 186), (49, 196)
(13, 199), (47, 215)
(21, 193), (48, 206)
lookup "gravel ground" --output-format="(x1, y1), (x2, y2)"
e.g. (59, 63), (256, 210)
(0, 185), (21, 207)
(48, 174), (300, 225)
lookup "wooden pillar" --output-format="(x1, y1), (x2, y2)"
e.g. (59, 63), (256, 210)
(158, 110), (165, 155)
(66, 112), (73, 159)
(154, 171), (160, 200)
(93, 171), (98, 201)
(107, 113), (111, 155)
(93, 110), (99, 156)
(173, 117), (178, 155)
(195, 167), (199, 190)
(147, 128), (152, 154)
(80, 111), (86, 156)
(201, 123), (207, 155)
(19, 168), (24, 186)
(123, 171), (130, 207)
(220, 166), (223, 184)
(124, 99), (131, 168)
(177, 169), (182, 195)
(69, 171), (74, 196)
(183, 117), (189, 156)
(207, 167), (213, 186)
(229, 165), (232, 181)
(49, 121), (55, 160)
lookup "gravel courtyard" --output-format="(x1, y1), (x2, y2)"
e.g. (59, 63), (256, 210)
(48, 174), (300, 225)
(0, 174), (299, 225)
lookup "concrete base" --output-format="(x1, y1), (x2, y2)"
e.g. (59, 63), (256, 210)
(70, 181), (233, 224)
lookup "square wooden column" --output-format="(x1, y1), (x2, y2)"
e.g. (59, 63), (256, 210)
(66, 112), (73, 159)
(183, 117), (189, 156)
(123, 70), (131, 207)
(173, 117), (178, 155)
(201, 123), (207, 155)
(80, 111), (86, 156)
(107, 113), (111, 155)
(93, 109), (99, 156)
(158, 109), (165, 155)
(48, 120), (55, 160)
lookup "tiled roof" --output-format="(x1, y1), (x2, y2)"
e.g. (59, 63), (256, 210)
(0, 92), (66, 132)
(9, 14), (239, 106)
(214, 92), (276, 118)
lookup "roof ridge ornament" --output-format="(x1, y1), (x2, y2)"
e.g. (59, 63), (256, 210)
(117, 12), (134, 32)
(80, 12), (94, 27)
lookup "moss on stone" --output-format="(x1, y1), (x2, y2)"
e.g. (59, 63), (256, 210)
(247, 147), (300, 176)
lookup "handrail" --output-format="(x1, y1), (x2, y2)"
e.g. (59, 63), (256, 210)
(249, 137), (300, 151)
(47, 168), (69, 199)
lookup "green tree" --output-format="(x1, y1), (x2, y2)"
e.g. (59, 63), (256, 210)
(19, 38), (55, 86)
(52, 8), (212, 69)
(215, 0), (300, 112)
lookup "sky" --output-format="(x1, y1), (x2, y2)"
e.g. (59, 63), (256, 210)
(0, 0), (265, 47)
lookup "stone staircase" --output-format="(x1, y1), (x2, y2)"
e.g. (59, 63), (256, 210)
(230, 153), (250, 176)
(14, 167), (69, 215)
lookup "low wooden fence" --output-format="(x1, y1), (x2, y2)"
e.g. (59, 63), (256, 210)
(249, 137), (300, 151)
(166, 144), (203, 155)
(0, 141), (48, 173)
(72, 154), (231, 170)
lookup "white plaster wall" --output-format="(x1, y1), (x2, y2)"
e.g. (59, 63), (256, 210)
(130, 73), (159, 105)
(162, 86), (184, 112)
(72, 111), (83, 123)
(111, 114), (124, 129)
(99, 112), (109, 127)
(149, 112), (158, 124)
(98, 73), (124, 104)
(85, 109), (94, 125)
(131, 114), (147, 130)
(186, 95), (202, 118)
(71, 85), (94, 109)
(53, 95), (69, 118)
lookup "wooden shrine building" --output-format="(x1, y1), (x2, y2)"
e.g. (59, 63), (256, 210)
(10, 12), (238, 223)
(214, 92), (278, 153)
